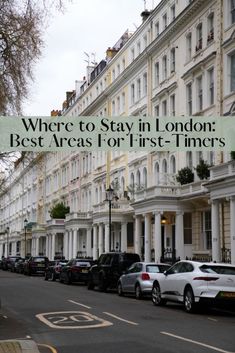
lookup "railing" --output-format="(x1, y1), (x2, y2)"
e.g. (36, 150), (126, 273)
(65, 212), (92, 221)
(210, 161), (235, 180)
(160, 248), (179, 265)
(221, 248), (231, 264)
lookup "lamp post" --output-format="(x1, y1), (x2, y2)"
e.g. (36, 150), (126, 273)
(6, 227), (9, 257)
(106, 186), (114, 251)
(24, 219), (28, 258)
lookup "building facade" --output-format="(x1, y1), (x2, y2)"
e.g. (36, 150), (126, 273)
(0, 0), (235, 263)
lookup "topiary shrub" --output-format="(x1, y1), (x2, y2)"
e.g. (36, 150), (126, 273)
(195, 159), (210, 180)
(49, 202), (70, 219)
(176, 167), (194, 185)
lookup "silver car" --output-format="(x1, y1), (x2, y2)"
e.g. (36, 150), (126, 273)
(117, 262), (170, 299)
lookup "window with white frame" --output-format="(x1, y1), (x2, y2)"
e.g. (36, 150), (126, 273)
(143, 34), (148, 49)
(131, 48), (135, 62)
(143, 73), (147, 96)
(155, 21), (159, 37)
(162, 55), (167, 80)
(186, 151), (193, 170)
(137, 78), (141, 100)
(207, 13), (214, 43)
(112, 69), (116, 81)
(137, 41), (141, 55)
(122, 58), (126, 71)
(171, 4), (176, 21)
(197, 76), (203, 111)
(117, 96), (120, 115)
(186, 33), (192, 61)
(186, 82), (193, 115)
(162, 100), (167, 116)
(117, 64), (120, 76)
(196, 23), (203, 51)
(230, 52), (235, 92)
(131, 83), (135, 104)
(112, 100), (115, 116)
(170, 48), (175, 73)
(208, 68), (214, 105)
(201, 210), (212, 250)
(196, 151), (203, 164)
(122, 92), (125, 112)
(154, 62), (160, 87)
(184, 213), (192, 244)
(170, 94), (175, 116)
(143, 167), (147, 188)
(170, 155), (176, 173)
(231, 0), (235, 24)
(163, 13), (167, 29)
(154, 105), (159, 116)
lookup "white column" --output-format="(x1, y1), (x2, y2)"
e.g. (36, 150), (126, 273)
(144, 213), (152, 262)
(98, 224), (104, 256)
(31, 238), (35, 256)
(69, 230), (73, 259)
(211, 200), (220, 262)
(48, 235), (52, 260)
(35, 237), (39, 256)
(46, 235), (49, 257)
(51, 233), (55, 260)
(63, 232), (68, 259)
(86, 228), (92, 257)
(135, 216), (142, 255)
(175, 211), (184, 260)
(73, 229), (78, 258)
(121, 222), (128, 252)
(105, 223), (110, 253)
(154, 212), (162, 262)
(230, 196), (235, 264)
(93, 225), (98, 260)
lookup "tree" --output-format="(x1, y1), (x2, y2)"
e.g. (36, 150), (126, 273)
(49, 202), (70, 219)
(176, 167), (194, 185)
(0, 0), (66, 115)
(195, 159), (210, 180)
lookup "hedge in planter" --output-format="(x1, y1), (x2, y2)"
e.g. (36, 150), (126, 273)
(195, 159), (210, 180)
(176, 167), (194, 185)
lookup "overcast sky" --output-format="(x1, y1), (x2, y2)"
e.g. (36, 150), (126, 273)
(23, 0), (160, 116)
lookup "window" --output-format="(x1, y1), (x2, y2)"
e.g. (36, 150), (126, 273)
(162, 100), (167, 116)
(170, 155), (176, 173)
(137, 78), (141, 100)
(208, 68), (214, 105)
(154, 105), (159, 116)
(155, 21), (159, 37)
(154, 62), (159, 87)
(207, 13), (214, 43)
(112, 100), (115, 116)
(143, 35), (148, 49)
(170, 48), (175, 73)
(143, 167), (147, 188)
(162, 55), (167, 80)
(231, 0), (235, 24)
(186, 33), (192, 61)
(117, 96), (120, 115)
(131, 48), (135, 62)
(122, 58), (126, 71)
(197, 76), (203, 111)
(163, 13), (167, 29)
(154, 162), (160, 184)
(187, 82), (192, 115)
(186, 151), (193, 170)
(230, 53), (235, 92)
(184, 213), (192, 244)
(131, 84), (135, 104)
(137, 41), (141, 56)
(143, 73), (147, 96)
(117, 64), (121, 76)
(171, 4), (176, 21)
(121, 92), (125, 112)
(196, 23), (203, 51)
(170, 94), (175, 116)
(201, 210), (212, 250)
(112, 69), (116, 81)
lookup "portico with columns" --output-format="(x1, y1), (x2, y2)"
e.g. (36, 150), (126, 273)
(46, 219), (65, 260)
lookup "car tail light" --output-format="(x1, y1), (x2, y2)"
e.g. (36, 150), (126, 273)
(193, 276), (219, 281)
(141, 273), (150, 281)
(71, 267), (80, 272)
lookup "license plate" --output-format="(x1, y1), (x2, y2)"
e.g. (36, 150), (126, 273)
(37, 264), (44, 267)
(81, 269), (88, 273)
(219, 292), (235, 298)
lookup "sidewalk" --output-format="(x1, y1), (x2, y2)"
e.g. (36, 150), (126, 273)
(0, 340), (40, 353)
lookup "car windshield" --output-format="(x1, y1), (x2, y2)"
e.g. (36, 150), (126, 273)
(200, 265), (235, 275)
(75, 261), (91, 266)
(34, 258), (47, 262)
(146, 265), (170, 273)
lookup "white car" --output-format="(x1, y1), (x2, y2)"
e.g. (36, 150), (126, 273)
(152, 260), (235, 313)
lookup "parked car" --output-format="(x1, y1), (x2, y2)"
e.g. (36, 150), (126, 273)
(151, 260), (235, 313)
(1, 256), (21, 271)
(15, 258), (27, 274)
(87, 252), (141, 291)
(10, 257), (24, 272)
(45, 259), (68, 281)
(59, 258), (93, 284)
(117, 262), (171, 299)
(24, 256), (49, 275)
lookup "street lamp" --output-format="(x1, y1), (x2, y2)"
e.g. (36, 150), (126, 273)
(106, 186), (114, 250)
(6, 227), (9, 257)
(24, 219), (28, 257)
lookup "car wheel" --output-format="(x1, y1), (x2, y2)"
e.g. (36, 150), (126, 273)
(117, 282), (123, 296)
(184, 287), (196, 313)
(44, 272), (48, 281)
(51, 272), (56, 281)
(98, 274), (107, 292)
(152, 282), (166, 306)
(135, 283), (142, 300)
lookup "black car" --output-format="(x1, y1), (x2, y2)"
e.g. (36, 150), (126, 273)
(45, 259), (68, 281)
(59, 258), (93, 285)
(87, 252), (141, 291)
(14, 258), (27, 274)
(1, 256), (21, 271)
(24, 256), (49, 275)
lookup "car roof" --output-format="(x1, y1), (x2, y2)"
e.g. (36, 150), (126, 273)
(176, 260), (235, 267)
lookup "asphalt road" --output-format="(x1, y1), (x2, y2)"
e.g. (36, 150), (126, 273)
(0, 270), (235, 353)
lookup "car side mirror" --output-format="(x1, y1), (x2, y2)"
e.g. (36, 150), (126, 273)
(163, 270), (168, 276)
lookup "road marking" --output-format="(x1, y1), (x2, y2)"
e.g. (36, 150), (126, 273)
(37, 344), (57, 353)
(26, 335), (31, 338)
(161, 331), (234, 353)
(68, 300), (91, 309)
(36, 311), (113, 329)
(208, 317), (218, 322)
(3, 315), (8, 319)
(103, 312), (139, 326)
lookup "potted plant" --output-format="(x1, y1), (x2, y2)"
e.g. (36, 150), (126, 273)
(49, 202), (70, 219)
(176, 167), (194, 185)
(195, 159), (210, 180)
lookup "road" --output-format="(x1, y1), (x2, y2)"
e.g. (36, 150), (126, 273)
(0, 270), (235, 353)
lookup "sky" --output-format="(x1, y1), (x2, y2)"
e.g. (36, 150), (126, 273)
(23, 0), (160, 116)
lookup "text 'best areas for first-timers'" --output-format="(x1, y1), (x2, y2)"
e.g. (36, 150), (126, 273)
(4, 116), (232, 150)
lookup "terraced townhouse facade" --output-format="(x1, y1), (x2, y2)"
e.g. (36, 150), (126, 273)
(0, 0), (235, 263)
